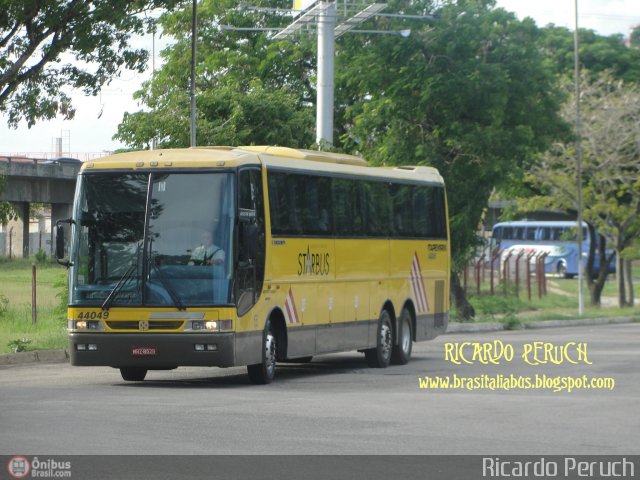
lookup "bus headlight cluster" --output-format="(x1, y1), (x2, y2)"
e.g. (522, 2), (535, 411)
(188, 319), (232, 332)
(68, 320), (104, 331)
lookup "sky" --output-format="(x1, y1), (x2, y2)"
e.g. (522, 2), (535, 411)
(1, 0), (640, 158)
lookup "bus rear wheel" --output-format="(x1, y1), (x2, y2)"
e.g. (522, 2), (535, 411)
(391, 308), (413, 365)
(365, 310), (393, 368)
(120, 367), (147, 381)
(247, 319), (277, 384)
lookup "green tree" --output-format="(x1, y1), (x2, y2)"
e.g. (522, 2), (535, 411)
(539, 25), (640, 82)
(336, 0), (567, 318)
(522, 73), (640, 307)
(114, 0), (315, 148)
(0, 0), (182, 127)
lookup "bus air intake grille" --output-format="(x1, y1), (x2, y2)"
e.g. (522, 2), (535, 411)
(106, 321), (184, 331)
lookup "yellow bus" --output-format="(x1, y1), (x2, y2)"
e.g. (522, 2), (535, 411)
(56, 146), (450, 384)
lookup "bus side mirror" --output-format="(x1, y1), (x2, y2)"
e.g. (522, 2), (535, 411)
(55, 219), (73, 267)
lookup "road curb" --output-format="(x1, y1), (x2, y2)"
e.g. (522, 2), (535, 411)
(0, 349), (69, 366)
(0, 317), (637, 366)
(446, 316), (637, 334)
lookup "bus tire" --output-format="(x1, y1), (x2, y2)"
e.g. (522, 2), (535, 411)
(247, 319), (277, 384)
(391, 308), (413, 365)
(365, 310), (393, 368)
(120, 367), (147, 381)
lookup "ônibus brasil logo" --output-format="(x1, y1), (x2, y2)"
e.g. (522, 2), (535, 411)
(7, 456), (30, 479)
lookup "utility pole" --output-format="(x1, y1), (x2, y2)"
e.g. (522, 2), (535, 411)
(270, 1), (415, 149)
(316, 2), (336, 147)
(574, 0), (584, 316)
(190, 0), (197, 147)
(220, 2), (431, 149)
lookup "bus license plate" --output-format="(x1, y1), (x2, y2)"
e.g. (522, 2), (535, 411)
(131, 346), (157, 356)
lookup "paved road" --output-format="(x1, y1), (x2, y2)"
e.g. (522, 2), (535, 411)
(0, 323), (638, 455)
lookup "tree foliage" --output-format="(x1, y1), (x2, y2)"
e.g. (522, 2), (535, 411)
(331, 0), (567, 318)
(521, 73), (640, 306)
(114, 0), (316, 148)
(0, 0), (183, 127)
(539, 25), (640, 82)
(336, 0), (566, 270)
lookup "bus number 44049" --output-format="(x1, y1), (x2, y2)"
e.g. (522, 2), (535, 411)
(77, 311), (110, 320)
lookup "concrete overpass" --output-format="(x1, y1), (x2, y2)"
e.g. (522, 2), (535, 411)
(0, 156), (81, 258)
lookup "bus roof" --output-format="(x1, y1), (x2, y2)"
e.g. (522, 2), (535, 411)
(81, 146), (445, 186)
(492, 220), (586, 229)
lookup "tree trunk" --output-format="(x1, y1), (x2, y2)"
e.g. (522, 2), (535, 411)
(625, 259), (634, 307)
(451, 272), (475, 321)
(588, 279), (604, 306)
(585, 233), (610, 306)
(616, 250), (626, 307)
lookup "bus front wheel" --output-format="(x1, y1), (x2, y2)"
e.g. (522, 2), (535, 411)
(557, 261), (567, 277)
(120, 367), (147, 381)
(365, 310), (393, 368)
(247, 319), (277, 384)
(391, 308), (413, 365)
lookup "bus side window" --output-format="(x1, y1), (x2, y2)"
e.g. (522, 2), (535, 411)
(390, 184), (411, 237)
(267, 171), (290, 236)
(537, 227), (550, 241)
(334, 178), (364, 236)
(363, 181), (390, 237)
(525, 228), (536, 241)
(425, 186), (447, 239)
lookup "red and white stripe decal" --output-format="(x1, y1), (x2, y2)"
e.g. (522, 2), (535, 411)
(410, 252), (429, 313)
(284, 288), (301, 324)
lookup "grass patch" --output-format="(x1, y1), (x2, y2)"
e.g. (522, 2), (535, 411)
(452, 276), (640, 326)
(547, 275), (640, 298)
(0, 259), (68, 353)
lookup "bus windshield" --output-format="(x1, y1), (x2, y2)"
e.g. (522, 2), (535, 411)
(70, 172), (235, 307)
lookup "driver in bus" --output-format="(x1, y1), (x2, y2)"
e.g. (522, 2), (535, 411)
(189, 231), (225, 266)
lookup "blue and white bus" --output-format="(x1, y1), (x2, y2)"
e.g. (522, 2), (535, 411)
(490, 220), (614, 278)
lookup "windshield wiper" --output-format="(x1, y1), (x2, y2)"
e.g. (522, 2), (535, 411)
(149, 258), (186, 311)
(101, 263), (137, 311)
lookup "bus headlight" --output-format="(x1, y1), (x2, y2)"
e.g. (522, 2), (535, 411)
(187, 320), (233, 332)
(68, 320), (104, 331)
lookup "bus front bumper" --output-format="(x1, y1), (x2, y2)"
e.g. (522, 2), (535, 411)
(69, 333), (236, 368)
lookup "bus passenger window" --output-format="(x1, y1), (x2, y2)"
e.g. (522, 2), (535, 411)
(333, 178), (364, 236)
(551, 228), (564, 241)
(525, 228), (536, 241)
(536, 228), (550, 241)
